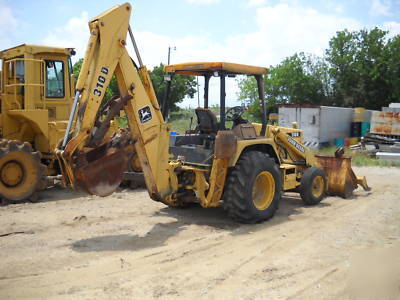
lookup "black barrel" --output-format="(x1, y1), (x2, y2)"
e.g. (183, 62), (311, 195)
(350, 122), (361, 137)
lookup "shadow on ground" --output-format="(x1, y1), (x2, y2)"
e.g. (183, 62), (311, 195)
(72, 221), (184, 252)
(71, 193), (331, 253)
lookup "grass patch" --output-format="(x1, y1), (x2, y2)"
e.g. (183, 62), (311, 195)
(317, 146), (400, 167)
(168, 110), (196, 134)
(167, 107), (233, 134)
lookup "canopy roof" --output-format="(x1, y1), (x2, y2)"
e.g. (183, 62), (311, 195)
(0, 44), (73, 59)
(164, 61), (268, 76)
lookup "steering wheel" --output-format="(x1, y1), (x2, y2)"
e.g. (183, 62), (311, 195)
(225, 106), (245, 122)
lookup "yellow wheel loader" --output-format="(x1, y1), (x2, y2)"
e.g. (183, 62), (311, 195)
(0, 43), (141, 203)
(0, 45), (76, 202)
(56, 3), (370, 223)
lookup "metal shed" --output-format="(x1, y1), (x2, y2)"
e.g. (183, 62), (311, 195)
(278, 105), (354, 147)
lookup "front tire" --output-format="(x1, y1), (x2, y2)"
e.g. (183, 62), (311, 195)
(223, 151), (282, 223)
(299, 167), (326, 205)
(0, 140), (46, 203)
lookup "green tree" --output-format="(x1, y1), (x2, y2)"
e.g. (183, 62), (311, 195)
(326, 28), (393, 109)
(239, 27), (400, 114)
(386, 34), (400, 104)
(238, 52), (330, 121)
(149, 63), (197, 112)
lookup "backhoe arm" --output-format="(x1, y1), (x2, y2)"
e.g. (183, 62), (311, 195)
(56, 3), (177, 202)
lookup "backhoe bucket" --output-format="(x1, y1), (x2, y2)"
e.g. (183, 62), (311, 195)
(72, 132), (134, 197)
(315, 154), (371, 198)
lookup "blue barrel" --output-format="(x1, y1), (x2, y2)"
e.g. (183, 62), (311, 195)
(334, 138), (345, 147)
(170, 131), (179, 136)
(361, 122), (370, 137)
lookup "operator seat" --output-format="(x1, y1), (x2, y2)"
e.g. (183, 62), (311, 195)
(195, 108), (218, 134)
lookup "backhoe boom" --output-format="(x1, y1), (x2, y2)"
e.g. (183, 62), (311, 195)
(56, 3), (177, 202)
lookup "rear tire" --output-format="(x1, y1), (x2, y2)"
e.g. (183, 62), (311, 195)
(299, 167), (326, 205)
(223, 151), (282, 223)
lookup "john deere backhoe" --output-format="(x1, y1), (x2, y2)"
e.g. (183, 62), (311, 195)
(56, 3), (370, 223)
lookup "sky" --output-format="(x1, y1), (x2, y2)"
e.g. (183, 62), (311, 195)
(1, 0), (399, 107)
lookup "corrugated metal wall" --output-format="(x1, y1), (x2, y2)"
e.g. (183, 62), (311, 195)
(370, 111), (400, 136)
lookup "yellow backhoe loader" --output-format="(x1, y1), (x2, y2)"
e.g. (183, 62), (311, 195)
(56, 3), (370, 223)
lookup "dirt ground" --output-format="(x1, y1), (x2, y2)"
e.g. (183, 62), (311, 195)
(1, 166), (400, 300)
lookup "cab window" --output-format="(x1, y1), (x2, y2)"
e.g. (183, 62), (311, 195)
(0, 58), (2, 93)
(46, 60), (64, 98)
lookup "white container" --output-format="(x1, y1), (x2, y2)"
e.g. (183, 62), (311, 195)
(389, 103), (400, 108)
(278, 105), (354, 147)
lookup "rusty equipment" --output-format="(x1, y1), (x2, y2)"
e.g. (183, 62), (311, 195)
(56, 3), (370, 224)
(316, 148), (370, 198)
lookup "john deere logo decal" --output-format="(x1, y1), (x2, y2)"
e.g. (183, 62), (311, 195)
(138, 106), (152, 124)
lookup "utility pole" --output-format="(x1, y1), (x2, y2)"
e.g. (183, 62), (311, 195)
(167, 46), (176, 65)
(197, 77), (200, 107)
(163, 46), (175, 121)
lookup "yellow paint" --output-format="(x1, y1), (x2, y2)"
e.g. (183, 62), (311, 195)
(311, 175), (324, 198)
(252, 171), (275, 210)
(0, 43), (75, 181)
(164, 61), (268, 76)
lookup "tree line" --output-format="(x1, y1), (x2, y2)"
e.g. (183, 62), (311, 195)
(238, 27), (400, 115)
(73, 27), (399, 115)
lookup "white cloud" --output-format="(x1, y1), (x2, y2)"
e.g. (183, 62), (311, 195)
(133, 4), (363, 107)
(325, 0), (344, 13)
(370, 0), (392, 16)
(185, 0), (219, 4)
(42, 12), (89, 63)
(38, 3), (365, 107)
(246, 0), (268, 8)
(249, 4), (361, 62)
(382, 21), (400, 36)
(0, 0), (18, 49)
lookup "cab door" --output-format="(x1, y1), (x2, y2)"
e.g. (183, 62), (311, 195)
(41, 56), (71, 121)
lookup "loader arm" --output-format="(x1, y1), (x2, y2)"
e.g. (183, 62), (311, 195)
(56, 3), (177, 202)
(271, 126), (370, 196)
(271, 127), (317, 167)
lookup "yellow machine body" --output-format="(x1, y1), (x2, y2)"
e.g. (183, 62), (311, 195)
(0, 44), (76, 202)
(0, 44), (75, 166)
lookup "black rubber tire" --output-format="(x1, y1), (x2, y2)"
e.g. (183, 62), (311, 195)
(299, 167), (326, 205)
(222, 151), (282, 223)
(0, 140), (46, 203)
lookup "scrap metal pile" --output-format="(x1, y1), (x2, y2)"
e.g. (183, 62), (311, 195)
(350, 133), (400, 162)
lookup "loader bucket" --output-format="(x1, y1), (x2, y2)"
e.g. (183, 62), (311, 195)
(315, 154), (371, 198)
(72, 131), (134, 197)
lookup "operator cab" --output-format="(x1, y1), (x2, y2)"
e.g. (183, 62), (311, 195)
(164, 62), (268, 167)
